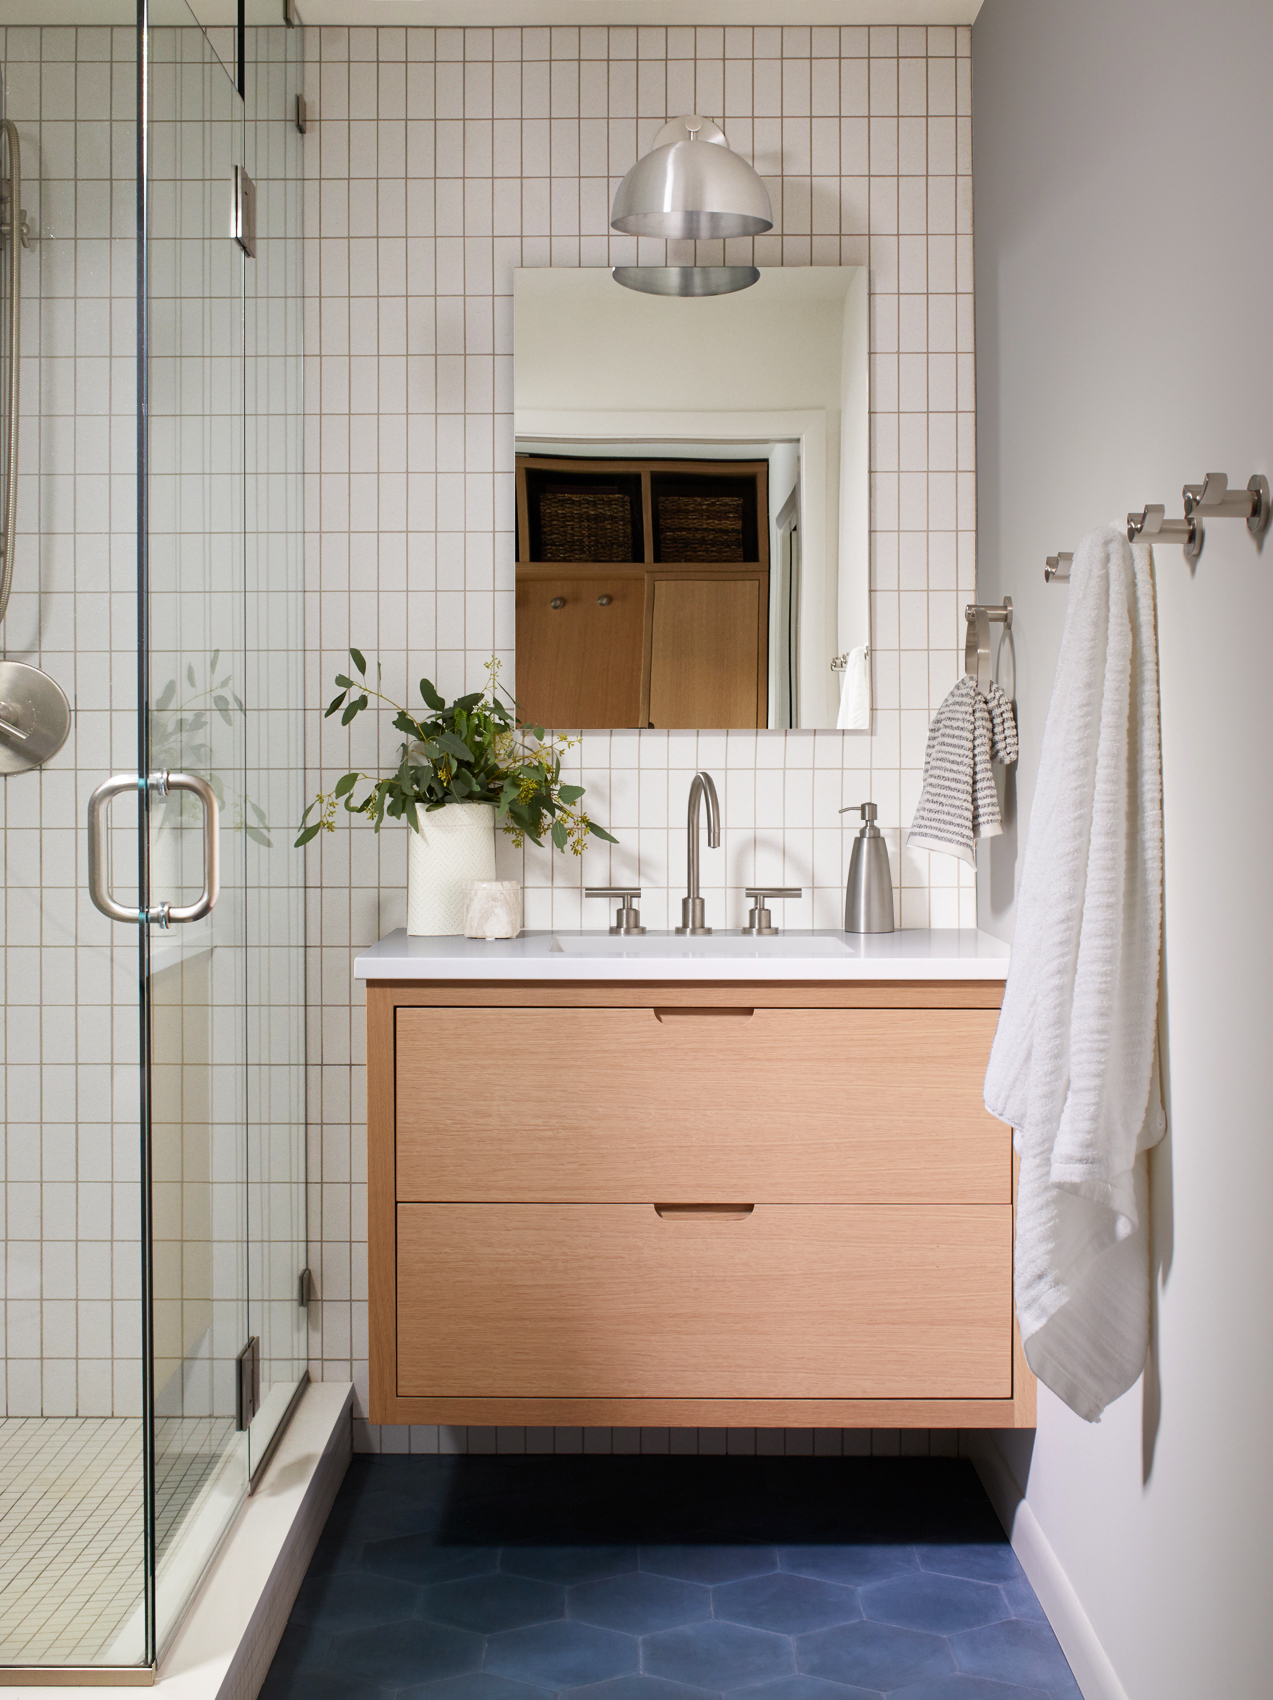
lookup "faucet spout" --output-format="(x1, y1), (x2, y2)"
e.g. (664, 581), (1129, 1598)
(676, 771), (721, 936)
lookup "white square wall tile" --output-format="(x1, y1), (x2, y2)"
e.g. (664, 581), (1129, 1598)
(300, 23), (977, 1452)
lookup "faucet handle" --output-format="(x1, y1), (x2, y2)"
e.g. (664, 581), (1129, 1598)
(585, 887), (646, 936)
(742, 886), (802, 937)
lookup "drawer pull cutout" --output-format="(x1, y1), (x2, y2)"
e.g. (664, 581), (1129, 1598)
(653, 1008), (754, 1022)
(655, 1203), (755, 1220)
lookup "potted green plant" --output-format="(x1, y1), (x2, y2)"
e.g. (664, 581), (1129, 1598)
(296, 653), (616, 935)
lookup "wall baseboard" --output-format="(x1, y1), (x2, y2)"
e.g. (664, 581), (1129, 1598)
(967, 1434), (1129, 1700)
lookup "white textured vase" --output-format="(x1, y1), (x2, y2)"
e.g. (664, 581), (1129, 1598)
(406, 803), (497, 935)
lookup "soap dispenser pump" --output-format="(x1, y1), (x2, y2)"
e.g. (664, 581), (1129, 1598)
(840, 802), (895, 934)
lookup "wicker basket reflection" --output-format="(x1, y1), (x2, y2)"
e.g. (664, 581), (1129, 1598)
(657, 493), (746, 562)
(539, 490), (633, 562)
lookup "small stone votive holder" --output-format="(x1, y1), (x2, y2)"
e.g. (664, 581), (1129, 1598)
(463, 879), (522, 940)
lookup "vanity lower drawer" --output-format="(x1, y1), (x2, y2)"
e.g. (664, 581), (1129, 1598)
(395, 1006), (1007, 1204)
(396, 1202), (1012, 1400)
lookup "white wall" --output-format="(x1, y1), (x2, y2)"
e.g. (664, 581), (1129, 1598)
(972, 3), (1273, 1696)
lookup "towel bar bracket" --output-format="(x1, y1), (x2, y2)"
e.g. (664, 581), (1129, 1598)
(1127, 504), (1202, 560)
(964, 597), (1012, 629)
(1182, 472), (1270, 537)
(963, 599), (1010, 696)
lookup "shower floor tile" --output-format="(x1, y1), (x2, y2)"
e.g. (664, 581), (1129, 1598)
(262, 1457), (1081, 1700)
(0, 1414), (235, 1668)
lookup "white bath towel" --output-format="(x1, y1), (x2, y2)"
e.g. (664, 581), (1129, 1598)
(984, 527), (1165, 1422)
(836, 644), (870, 730)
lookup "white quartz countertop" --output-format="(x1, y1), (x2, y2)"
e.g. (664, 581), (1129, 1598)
(354, 927), (1010, 982)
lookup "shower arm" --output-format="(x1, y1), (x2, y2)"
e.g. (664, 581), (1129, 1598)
(0, 118), (24, 628)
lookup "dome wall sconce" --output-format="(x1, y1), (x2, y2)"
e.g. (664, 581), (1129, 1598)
(610, 116), (772, 298)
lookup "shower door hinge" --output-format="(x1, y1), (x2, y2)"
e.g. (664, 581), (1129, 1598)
(236, 1336), (260, 1431)
(298, 1267), (313, 1308)
(295, 93), (308, 135)
(231, 164), (256, 258)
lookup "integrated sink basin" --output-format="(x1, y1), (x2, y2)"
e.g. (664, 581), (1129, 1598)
(352, 927), (1011, 981)
(549, 931), (855, 958)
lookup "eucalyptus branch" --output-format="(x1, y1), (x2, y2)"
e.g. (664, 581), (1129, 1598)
(296, 652), (617, 856)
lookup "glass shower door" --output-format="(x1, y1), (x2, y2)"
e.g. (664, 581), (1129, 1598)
(241, 12), (307, 1482)
(144, 10), (250, 1653)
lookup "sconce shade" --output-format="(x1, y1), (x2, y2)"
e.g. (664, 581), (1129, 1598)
(610, 116), (773, 241)
(611, 266), (760, 297)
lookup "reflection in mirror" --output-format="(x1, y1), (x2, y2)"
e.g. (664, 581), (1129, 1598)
(513, 267), (869, 732)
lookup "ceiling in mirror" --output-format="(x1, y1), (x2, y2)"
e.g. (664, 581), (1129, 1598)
(513, 267), (869, 734)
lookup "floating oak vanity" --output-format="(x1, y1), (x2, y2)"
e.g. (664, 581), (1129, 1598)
(357, 928), (1035, 1432)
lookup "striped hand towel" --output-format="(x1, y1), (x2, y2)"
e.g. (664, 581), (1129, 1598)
(908, 675), (1018, 866)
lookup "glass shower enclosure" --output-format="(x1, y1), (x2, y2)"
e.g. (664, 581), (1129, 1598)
(0, 0), (306, 1677)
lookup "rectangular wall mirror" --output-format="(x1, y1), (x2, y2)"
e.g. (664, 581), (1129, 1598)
(513, 268), (870, 731)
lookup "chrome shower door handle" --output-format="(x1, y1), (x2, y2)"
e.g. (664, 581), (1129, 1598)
(161, 771), (220, 924)
(87, 772), (143, 923)
(87, 770), (220, 926)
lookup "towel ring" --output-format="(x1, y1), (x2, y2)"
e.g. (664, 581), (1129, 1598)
(964, 606), (991, 697)
(995, 625), (1016, 702)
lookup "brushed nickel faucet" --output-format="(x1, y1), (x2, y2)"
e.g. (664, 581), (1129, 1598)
(675, 771), (721, 935)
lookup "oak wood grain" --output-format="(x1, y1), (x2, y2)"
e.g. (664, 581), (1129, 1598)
(395, 1005), (1007, 1204)
(515, 571), (646, 728)
(396, 1202), (1012, 1401)
(648, 576), (765, 729)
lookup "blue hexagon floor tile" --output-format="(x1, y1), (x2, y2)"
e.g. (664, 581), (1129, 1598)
(328, 1618), (485, 1688)
(916, 1544), (1028, 1585)
(722, 1676), (879, 1700)
(419, 1573), (566, 1635)
(399, 1678), (557, 1700)
(643, 1620), (796, 1689)
(780, 1545), (918, 1590)
(290, 1567), (422, 1633)
(568, 1570), (712, 1635)
(797, 1619), (953, 1690)
(484, 1620), (640, 1688)
(712, 1572), (862, 1637)
(888, 1678), (1051, 1700)
(859, 1572), (1010, 1635)
(562, 1678), (721, 1700)
(641, 1545), (779, 1585)
(363, 1542), (502, 1588)
(950, 1618), (1082, 1694)
(504, 1547), (642, 1586)
(261, 1457), (1080, 1700)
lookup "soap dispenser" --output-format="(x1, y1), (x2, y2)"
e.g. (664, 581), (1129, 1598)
(840, 802), (895, 934)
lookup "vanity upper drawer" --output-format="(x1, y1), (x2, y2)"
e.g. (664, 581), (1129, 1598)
(394, 1006), (1007, 1203)
(396, 1202), (1012, 1400)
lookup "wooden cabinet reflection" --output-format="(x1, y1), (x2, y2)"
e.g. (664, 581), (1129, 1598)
(515, 454), (769, 729)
